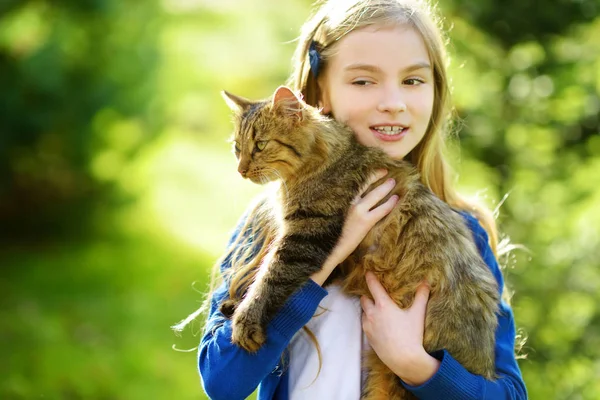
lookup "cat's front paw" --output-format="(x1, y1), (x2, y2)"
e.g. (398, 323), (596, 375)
(231, 308), (266, 353)
(219, 299), (237, 319)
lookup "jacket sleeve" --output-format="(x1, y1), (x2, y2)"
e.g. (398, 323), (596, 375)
(198, 215), (328, 400)
(403, 213), (528, 400)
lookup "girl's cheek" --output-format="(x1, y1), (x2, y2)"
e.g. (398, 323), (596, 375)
(411, 92), (434, 113)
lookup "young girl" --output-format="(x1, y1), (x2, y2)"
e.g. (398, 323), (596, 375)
(194, 0), (527, 398)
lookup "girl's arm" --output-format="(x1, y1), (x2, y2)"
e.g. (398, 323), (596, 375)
(199, 277), (326, 400)
(200, 171), (396, 399)
(198, 216), (328, 400)
(402, 213), (528, 399)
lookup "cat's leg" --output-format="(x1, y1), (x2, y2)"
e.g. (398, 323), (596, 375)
(361, 350), (414, 400)
(416, 251), (498, 379)
(423, 284), (498, 379)
(232, 210), (345, 352)
(231, 243), (328, 352)
(219, 298), (237, 318)
(230, 250), (279, 352)
(230, 298), (267, 353)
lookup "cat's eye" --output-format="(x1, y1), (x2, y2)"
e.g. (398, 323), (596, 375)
(256, 140), (268, 151)
(233, 143), (241, 155)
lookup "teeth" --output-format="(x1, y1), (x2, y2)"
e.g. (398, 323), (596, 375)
(373, 126), (405, 135)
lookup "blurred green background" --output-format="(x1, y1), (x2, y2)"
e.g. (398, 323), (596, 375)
(1, 0), (599, 398)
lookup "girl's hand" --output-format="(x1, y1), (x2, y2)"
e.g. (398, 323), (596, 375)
(310, 170), (398, 286)
(361, 271), (440, 386)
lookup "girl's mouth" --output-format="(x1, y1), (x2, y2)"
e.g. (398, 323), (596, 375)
(370, 126), (409, 142)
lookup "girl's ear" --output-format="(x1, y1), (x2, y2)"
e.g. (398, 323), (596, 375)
(221, 90), (253, 113)
(319, 100), (331, 115)
(271, 86), (303, 121)
(318, 85), (332, 115)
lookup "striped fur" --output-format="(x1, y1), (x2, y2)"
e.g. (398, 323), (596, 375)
(222, 87), (498, 399)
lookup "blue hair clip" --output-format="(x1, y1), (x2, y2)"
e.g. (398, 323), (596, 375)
(309, 40), (322, 78)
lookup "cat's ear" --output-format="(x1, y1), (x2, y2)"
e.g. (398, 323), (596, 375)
(221, 90), (252, 114)
(272, 86), (303, 121)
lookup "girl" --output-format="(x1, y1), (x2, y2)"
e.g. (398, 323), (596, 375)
(193, 0), (527, 398)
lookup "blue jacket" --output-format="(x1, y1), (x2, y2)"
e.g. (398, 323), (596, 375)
(198, 212), (527, 399)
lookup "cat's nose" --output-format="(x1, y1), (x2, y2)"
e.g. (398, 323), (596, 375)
(238, 160), (250, 177)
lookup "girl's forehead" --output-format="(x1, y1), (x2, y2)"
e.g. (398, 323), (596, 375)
(329, 25), (430, 69)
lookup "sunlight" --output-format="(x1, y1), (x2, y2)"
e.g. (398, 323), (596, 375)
(134, 132), (261, 256)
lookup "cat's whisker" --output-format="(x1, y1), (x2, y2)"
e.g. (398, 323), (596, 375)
(259, 174), (269, 186)
(264, 167), (289, 198)
(253, 169), (269, 186)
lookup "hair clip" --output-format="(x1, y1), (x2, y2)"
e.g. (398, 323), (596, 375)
(309, 40), (322, 78)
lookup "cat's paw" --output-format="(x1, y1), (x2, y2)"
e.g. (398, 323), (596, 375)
(231, 310), (266, 353)
(219, 299), (237, 319)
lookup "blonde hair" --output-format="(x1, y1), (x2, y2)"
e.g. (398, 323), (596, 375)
(288, 0), (499, 252)
(175, 0), (505, 336)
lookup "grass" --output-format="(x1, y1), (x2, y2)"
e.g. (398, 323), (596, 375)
(1, 233), (216, 399)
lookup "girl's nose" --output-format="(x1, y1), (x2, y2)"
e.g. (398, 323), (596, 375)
(377, 87), (407, 114)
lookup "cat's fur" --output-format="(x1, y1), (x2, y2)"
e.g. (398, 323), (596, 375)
(221, 86), (499, 400)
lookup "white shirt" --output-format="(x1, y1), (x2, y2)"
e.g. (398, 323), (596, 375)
(288, 284), (368, 399)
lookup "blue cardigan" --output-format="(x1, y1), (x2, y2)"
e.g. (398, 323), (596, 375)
(198, 212), (527, 399)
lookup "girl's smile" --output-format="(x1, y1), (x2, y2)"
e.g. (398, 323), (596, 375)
(370, 124), (410, 142)
(319, 25), (434, 160)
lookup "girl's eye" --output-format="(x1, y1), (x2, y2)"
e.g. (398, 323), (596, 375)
(256, 140), (268, 151)
(352, 80), (373, 86)
(404, 78), (425, 86)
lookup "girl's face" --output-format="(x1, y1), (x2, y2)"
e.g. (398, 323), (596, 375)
(320, 25), (435, 160)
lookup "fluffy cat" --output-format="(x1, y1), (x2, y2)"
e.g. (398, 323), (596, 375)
(220, 85), (499, 400)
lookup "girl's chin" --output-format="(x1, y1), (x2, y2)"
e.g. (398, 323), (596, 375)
(358, 138), (410, 159)
(380, 148), (408, 160)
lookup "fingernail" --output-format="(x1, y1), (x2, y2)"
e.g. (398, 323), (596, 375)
(387, 178), (395, 185)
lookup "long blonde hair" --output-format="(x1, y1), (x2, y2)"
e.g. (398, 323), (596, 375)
(174, 0), (503, 334)
(289, 0), (499, 251)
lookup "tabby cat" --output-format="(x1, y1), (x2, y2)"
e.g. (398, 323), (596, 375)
(220, 85), (499, 400)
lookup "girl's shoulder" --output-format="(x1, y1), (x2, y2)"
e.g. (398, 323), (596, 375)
(457, 211), (490, 250)
(457, 210), (505, 289)
(219, 196), (273, 274)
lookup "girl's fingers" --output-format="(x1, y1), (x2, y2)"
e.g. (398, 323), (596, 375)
(360, 295), (375, 312)
(364, 271), (390, 306)
(359, 178), (396, 211)
(369, 194), (399, 220)
(357, 169), (388, 198)
(411, 282), (431, 316)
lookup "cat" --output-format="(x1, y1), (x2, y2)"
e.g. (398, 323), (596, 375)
(219, 85), (499, 400)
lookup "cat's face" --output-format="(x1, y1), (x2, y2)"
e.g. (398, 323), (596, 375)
(222, 87), (310, 184)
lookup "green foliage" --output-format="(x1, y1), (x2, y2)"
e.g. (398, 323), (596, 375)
(444, 2), (600, 398)
(1, 0), (599, 398)
(1, 235), (213, 399)
(0, 0), (161, 240)
(447, 0), (600, 47)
